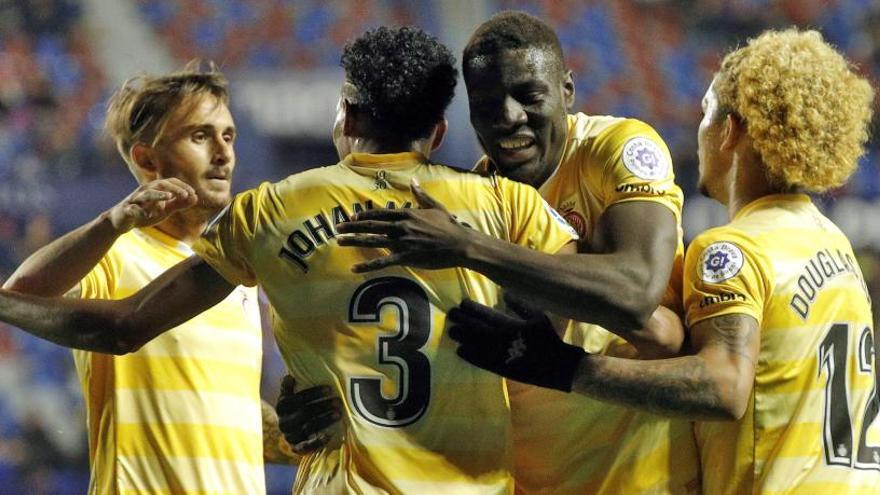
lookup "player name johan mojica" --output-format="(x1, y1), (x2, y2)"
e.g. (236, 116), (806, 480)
(278, 200), (412, 273)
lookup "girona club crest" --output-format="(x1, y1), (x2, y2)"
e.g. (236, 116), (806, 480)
(562, 209), (587, 238)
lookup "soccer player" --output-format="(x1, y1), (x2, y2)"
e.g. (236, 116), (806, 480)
(2, 65), (299, 493)
(0, 27), (578, 494)
(449, 29), (880, 494)
(335, 11), (700, 494)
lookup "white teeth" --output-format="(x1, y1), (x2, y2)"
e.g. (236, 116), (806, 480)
(498, 137), (534, 150)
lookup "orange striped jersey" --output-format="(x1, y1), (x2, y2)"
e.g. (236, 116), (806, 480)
(684, 194), (880, 494)
(74, 226), (265, 495)
(192, 152), (577, 495)
(478, 113), (700, 494)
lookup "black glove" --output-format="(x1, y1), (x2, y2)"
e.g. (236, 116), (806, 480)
(448, 295), (586, 392)
(276, 375), (343, 454)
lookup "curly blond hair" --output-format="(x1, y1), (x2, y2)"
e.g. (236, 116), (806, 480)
(714, 29), (874, 192)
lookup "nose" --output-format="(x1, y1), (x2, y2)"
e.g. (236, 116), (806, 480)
(499, 95), (527, 127)
(212, 136), (232, 165)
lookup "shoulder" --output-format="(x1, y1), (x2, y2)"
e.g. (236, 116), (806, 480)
(686, 225), (769, 283)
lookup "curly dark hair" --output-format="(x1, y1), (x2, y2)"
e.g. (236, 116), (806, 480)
(341, 26), (457, 145)
(463, 11), (564, 75)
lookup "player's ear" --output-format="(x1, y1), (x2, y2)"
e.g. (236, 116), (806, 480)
(341, 99), (359, 137)
(130, 142), (158, 179)
(720, 113), (743, 152)
(430, 119), (448, 151)
(562, 70), (575, 110)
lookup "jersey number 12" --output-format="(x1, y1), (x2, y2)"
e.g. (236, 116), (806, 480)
(818, 323), (880, 470)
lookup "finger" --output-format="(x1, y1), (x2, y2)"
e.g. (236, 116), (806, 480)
(279, 375), (297, 395)
(151, 179), (194, 199)
(337, 234), (397, 249)
(410, 178), (440, 210)
(503, 293), (543, 321)
(297, 409), (343, 441)
(279, 398), (342, 435)
(349, 209), (411, 222)
(352, 255), (403, 273)
(457, 299), (522, 328)
(160, 177), (197, 196)
(131, 190), (173, 205)
(276, 385), (337, 414)
(282, 407), (342, 444)
(336, 220), (404, 236)
(291, 432), (330, 455)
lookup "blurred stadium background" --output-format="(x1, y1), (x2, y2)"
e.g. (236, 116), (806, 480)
(0, 0), (879, 492)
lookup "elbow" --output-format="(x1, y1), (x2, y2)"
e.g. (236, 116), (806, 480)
(612, 285), (660, 332)
(3, 274), (36, 294)
(713, 395), (749, 421)
(73, 312), (143, 356)
(707, 372), (752, 421)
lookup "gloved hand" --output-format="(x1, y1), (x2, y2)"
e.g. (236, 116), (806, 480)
(276, 375), (343, 454)
(448, 295), (586, 392)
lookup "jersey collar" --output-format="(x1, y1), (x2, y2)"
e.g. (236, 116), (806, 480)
(734, 193), (812, 220)
(342, 152), (428, 170)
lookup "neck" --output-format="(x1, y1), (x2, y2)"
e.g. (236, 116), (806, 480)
(153, 208), (212, 245)
(725, 154), (781, 220)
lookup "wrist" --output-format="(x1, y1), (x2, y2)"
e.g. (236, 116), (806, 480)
(554, 343), (587, 393)
(98, 209), (128, 237)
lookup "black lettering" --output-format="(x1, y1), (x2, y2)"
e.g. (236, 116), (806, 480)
(401, 201), (413, 209)
(806, 260), (825, 289)
(385, 201), (397, 209)
(279, 229), (315, 273)
(798, 275), (817, 302)
(790, 294), (809, 319)
(816, 251), (836, 277)
(824, 249), (846, 275)
(332, 205), (351, 225)
(304, 212), (335, 245)
(353, 201), (374, 215)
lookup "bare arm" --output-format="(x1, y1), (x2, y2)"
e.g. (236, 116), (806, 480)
(339, 182), (679, 343)
(0, 255), (234, 354)
(571, 314), (759, 420)
(4, 179), (196, 296)
(463, 201), (677, 332)
(450, 305), (757, 419)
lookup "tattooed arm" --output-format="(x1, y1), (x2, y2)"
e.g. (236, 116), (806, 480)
(572, 314), (760, 420)
(261, 400), (300, 465)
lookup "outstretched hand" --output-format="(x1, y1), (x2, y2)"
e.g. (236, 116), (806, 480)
(276, 375), (343, 455)
(336, 178), (475, 272)
(448, 294), (586, 392)
(107, 178), (198, 233)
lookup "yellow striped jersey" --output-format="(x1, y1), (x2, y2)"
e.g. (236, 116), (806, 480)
(192, 152), (577, 495)
(684, 194), (880, 494)
(478, 114), (700, 494)
(74, 226), (265, 495)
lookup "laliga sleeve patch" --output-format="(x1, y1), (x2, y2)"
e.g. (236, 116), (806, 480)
(699, 242), (744, 283)
(542, 199), (579, 240)
(621, 137), (669, 180)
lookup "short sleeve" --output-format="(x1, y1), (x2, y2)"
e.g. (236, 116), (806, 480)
(192, 185), (266, 287)
(79, 247), (121, 299)
(683, 229), (770, 328)
(591, 120), (682, 219)
(497, 177), (578, 254)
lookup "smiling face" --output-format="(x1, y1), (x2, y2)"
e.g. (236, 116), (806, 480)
(151, 93), (236, 212)
(465, 47), (574, 188)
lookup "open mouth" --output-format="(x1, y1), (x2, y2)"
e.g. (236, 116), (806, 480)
(496, 135), (537, 163)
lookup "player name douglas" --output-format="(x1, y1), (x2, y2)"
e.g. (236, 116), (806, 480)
(789, 247), (869, 320)
(278, 200), (413, 273)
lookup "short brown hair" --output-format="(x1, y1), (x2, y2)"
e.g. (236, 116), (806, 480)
(105, 60), (229, 171)
(714, 29), (874, 192)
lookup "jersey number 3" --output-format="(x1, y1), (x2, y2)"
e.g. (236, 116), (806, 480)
(348, 277), (431, 427)
(818, 323), (880, 470)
